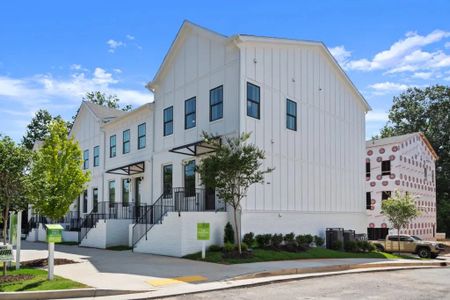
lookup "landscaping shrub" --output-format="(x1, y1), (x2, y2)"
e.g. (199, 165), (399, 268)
(356, 240), (375, 252)
(295, 235), (309, 246)
(224, 222), (235, 244)
(283, 232), (296, 245)
(243, 232), (255, 247)
(304, 234), (314, 245)
(330, 240), (343, 251)
(208, 244), (222, 252)
(255, 234), (272, 248)
(271, 234), (283, 248)
(344, 240), (359, 252)
(314, 235), (324, 247)
(223, 242), (234, 253)
(240, 242), (249, 252)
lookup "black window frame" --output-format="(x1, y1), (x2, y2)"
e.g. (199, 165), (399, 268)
(163, 164), (173, 198)
(382, 191), (392, 201)
(381, 160), (391, 176)
(93, 145), (100, 167)
(366, 192), (371, 209)
(184, 97), (196, 129)
(366, 162), (371, 179)
(83, 149), (89, 170)
(92, 188), (98, 213)
(123, 129), (130, 154)
(110, 135), (116, 158)
(163, 106), (173, 136)
(286, 98), (297, 131)
(209, 85), (223, 122)
(109, 180), (115, 208)
(247, 82), (260, 119)
(82, 190), (88, 213)
(184, 160), (196, 197)
(137, 123), (146, 150)
(122, 178), (130, 207)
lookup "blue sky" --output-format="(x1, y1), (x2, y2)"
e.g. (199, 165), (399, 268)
(1, 1), (449, 141)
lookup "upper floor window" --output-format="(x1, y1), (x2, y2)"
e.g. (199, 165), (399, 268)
(247, 82), (260, 119)
(123, 129), (130, 154)
(366, 162), (371, 179)
(424, 166), (427, 180)
(286, 99), (297, 131)
(138, 123), (146, 150)
(110, 135), (116, 158)
(381, 160), (391, 176)
(83, 149), (89, 169)
(163, 106), (173, 136)
(366, 192), (371, 209)
(185, 97), (196, 129)
(93, 146), (100, 167)
(382, 191), (391, 201)
(210, 86), (223, 121)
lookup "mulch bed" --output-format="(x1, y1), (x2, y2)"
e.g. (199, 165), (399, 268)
(0, 274), (34, 283)
(21, 258), (78, 268)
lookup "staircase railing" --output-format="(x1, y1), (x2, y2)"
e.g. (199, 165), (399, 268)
(24, 215), (47, 236)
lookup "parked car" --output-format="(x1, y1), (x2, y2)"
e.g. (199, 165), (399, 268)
(370, 234), (444, 258)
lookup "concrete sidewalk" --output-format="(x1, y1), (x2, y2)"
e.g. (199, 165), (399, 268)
(19, 241), (449, 296)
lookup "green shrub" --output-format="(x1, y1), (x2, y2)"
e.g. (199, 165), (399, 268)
(304, 234), (314, 245)
(356, 240), (375, 252)
(243, 232), (255, 247)
(208, 244), (222, 252)
(255, 234), (272, 248)
(344, 240), (359, 252)
(283, 232), (296, 245)
(330, 240), (343, 251)
(314, 235), (324, 247)
(240, 242), (249, 252)
(271, 234), (283, 248)
(223, 242), (234, 252)
(224, 222), (235, 244)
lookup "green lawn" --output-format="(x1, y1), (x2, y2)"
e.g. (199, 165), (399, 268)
(0, 268), (87, 292)
(184, 248), (411, 264)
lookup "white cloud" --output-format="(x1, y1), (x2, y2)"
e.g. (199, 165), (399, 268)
(70, 64), (82, 70)
(107, 39), (125, 53)
(445, 42), (450, 48)
(412, 72), (432, 79)
(126, 34), (135, 40)
(366, 110), (389, 122)
(369, 82), (410, 95)
(113, 68), (122, 74)
(329, 46), (351, 66)
(93, 67), (118, 85)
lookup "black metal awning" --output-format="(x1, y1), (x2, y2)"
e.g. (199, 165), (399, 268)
(169, 137), (220, 156)
(106, 161), (145, 175)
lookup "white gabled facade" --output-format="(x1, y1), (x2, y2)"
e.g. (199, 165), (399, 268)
(366, 132), (438, 240)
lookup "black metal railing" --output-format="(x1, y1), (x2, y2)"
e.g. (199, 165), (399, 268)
(132, 187), (224, 247)
(78, 202), (147, 243)
(24, 215), (47, 235)
(58, 211), (83, 231)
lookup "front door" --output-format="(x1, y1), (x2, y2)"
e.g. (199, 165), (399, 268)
(205, 186), (216, 211)
(135, 177), (142, 218)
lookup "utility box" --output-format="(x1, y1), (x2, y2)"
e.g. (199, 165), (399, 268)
(45, 224), (64, 243)
(326, 228), (344, 250)
(343, 230), (356, 243)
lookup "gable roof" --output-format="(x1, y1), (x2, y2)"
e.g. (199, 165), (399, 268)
(147, 21), (371, 112)
(367, 132), (438, 160)
(83, 101), (127, 121)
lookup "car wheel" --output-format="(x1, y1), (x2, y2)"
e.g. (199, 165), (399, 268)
(417, 247), (431, 258)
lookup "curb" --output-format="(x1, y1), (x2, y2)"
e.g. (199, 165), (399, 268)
(0, 288), (148, 300)
(232, 261), (448, 280)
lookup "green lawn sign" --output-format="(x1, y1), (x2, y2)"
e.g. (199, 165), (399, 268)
(197, 223), (210, 241)
(45, 224), (64, 243)
(0, 245), (14, 262)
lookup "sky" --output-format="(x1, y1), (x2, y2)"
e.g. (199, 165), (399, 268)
(1, 1), (450, 141)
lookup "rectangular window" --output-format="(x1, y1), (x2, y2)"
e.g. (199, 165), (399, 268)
(93, 146), (100, 167)
(286, 99), (297, 131)
(138, 123), (146, 150)
(382, 191), (391, 201)
(247, 82), (260, 119)
(185, 97), (196, 129)
(432, 170), (435, 182)
(381, 160), (391, 176)
(184, 160), (196, 197)
(366, 162), (371, 179)
(163, 164), (173, 198)
(82, 190), (88, 213)
(122, 178), (130, 207)
(109, 180), (115, 208)
(424, 166), (427, 180)
(210, 86), (223, 121)
(366, 192), (371, 209)
(110, 135), (116, 158)
(93, 188), (98, 213)
(83, 150), (89, 169)
(163, 106), (173, 136)
(123, 129), (130, 154)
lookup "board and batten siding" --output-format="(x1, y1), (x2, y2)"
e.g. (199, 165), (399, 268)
(238, 42), (366, 215)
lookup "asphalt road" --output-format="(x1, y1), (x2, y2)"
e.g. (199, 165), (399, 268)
(164, 267), (450, 300)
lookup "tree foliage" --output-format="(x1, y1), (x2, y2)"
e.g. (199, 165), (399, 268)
(380, 85), (450, 236)
(83, 91), (132, 111)
(29, 120), (90, 221)
(22, 109), (64, 150)
(196, 132), (273, 253)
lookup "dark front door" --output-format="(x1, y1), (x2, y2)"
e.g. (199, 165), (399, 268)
(135, 177), (142, 218)
(205, 187), (216, 211)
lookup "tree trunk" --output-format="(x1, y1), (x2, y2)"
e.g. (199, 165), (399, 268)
(397, 227), (401, 255)
(2, 202), (9, 276)
(233, 207), (241, 255)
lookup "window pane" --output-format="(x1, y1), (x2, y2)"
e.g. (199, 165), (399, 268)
(138, 123), (146, 149)
(247, 83), (260, 103)
(123, 130), (130, 154)
(247, 101), (259, 119)
(122, 179), (130, 206)
(163, 165), (173, 197)
(185, 97), (196, 114)
(184, 161), (196, 197)
(210, 86), (223, 121)
(83, 190), (88, 213)
(185, 114), (196, 129)
(164, 107), (173, 136)
(185, 98), (196, 129)
(93, 188), (98, 213)
(138, 123), (146, 137)
(164, 107), (173, 121)
(287, 115), (296, 130)
(210, 86), (223, 105)
(287, 99), (297, 116)
(110, 135), (116, 158)
(109, 181), (115, 207)
(83, 150), (89, 169)
(94, 146), (100, 166)
(164, 122), (173, 136)
(211, 103), (223, 121)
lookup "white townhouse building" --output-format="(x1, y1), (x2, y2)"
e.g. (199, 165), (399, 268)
(365, 132), (438, 240)
(27, 21), (372, 256)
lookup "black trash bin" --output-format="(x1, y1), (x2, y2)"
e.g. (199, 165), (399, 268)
(326, 228), (344, 250)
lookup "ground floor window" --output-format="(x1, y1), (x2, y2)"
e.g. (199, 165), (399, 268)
(366, 192), (371, 209)
(184, 160), (195, 197)
(109, 180), (115, 208)
(82, 190), (88, 213)
(163, 164), (173, 197)
(367, 227), (389, 240)
(93, 188), (98, 213)
(122, 178), (130, 207)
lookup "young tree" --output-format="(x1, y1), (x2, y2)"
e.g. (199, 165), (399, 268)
(22, 109), (64, 150)
(380, 85), (450, 236)
(196, 132), (273, 254)
(381, 191), (420, 254)
(0, 135), (31, 275)
(29, 120), (90, 221)
(83, 91), (132, 111)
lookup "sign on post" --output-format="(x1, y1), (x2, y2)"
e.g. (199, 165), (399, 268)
(46, 224), (63, 243)
(0, 245), (14, 262)
(197, 223), (210, 259)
